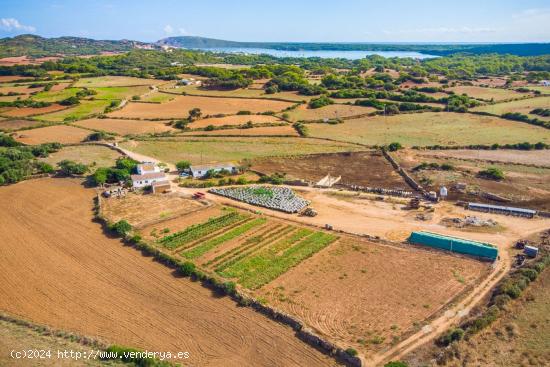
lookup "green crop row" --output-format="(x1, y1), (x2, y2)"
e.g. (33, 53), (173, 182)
(219, 229), (338, 289)
(181, 217), (267, 259)
(212, 225), (296, 271)
(159, 211), (246, 249)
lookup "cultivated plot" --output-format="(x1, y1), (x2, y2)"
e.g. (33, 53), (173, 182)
(74, 118), (176, 135)
(13, 124), (90, 144)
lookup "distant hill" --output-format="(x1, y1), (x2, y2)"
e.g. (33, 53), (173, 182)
(0, 34), (153, 58)
(158, 36), (550, 56)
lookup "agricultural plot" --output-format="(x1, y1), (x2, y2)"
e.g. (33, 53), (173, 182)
(251, 151), (407, 188)
(395, 150), (550, 210)
(33, 100), (112, 122)
(308, 112), (550, 146)
(172, 84), (307, 102)
(31, 87), (81, 102)
(74, 118), (176, 135)
(108, 95), (294, 119)
(73, 76), (162, 88)
(139, 91), (175, 103)
(255, 238), (489, 354)
(281, 104), (376, 122)
(119, 137), (362, 164)
(13, 125), (90, 144)
(189, 114), (283, 128)
(210, 186), (310, 213)
(40, 144), (123, 169)
(0, 84), (36, 95)
(181, 125), (298, 137)
(90, 86), (151, 100)
(446, 86), (526, 101)
(471, 96), (550, 121)
(414, 149), (550, 167)
(1, 104), (67, 117)
(0, 119), (43, 131)
(102, 192), (206, 228)
(0, 178), (334, 367)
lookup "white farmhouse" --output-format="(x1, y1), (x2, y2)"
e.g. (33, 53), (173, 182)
(189, 163), (238, 178)
(131, 163), (168, 189)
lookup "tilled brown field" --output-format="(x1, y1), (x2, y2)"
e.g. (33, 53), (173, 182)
(190, 114), (283, 128)
(2, 104), (67, 117)
(252, 151), (408, 188)
(108, 96), (294, 118)
(0, 179), (336, 367)
(14, 125), (90, 144)
(74, 118), (177, 135)
(255, 238), (489, 355)
(181, 125), (298, 136)
(0, 119), (40, 131)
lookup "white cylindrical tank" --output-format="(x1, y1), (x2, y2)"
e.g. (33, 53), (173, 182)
(440, 186), (448, 198)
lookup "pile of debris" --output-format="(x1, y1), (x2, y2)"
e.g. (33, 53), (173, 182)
(442, 216), (498, 228)
(209, 186), (309, 213)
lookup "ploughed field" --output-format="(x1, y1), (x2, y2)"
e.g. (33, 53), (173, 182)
(0, 178), (336, 367)
(13, 124), (90, 144)
(145, 205), (489, 357)
(108, 95), (294, 118)
(251, 151), (408, 189)
(74, 118), (177, 135)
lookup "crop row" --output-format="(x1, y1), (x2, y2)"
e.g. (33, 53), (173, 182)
(159, 211), (247, 249)
(181, 217), (267, 259)
(203, 223), (284, 268)
(212, 225), (296, 272)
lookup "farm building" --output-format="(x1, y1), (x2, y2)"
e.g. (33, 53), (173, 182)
(152, 181), (171, 194)
(131, 172), (168, 188)
(190, 163), (238, 178)
(466, 202), (536, 218)
(409, 231), (498, 261)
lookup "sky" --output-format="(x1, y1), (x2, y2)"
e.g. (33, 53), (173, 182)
(1, 0), (550, 43)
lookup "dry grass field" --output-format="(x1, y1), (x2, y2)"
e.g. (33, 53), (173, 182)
(256, 237), (489, 354)
(14, 124), (90, 144)
(471, 96), (550, 120)
(0, 119), (42, 131)
(1, 104), (67, 117)
(181, 125), (298, 136)
(40, 144), (122, 168)
(446, 86), (526, 101)
(108, 96), (294, 118)
(73, 76), (162, 88)
(0, 178), (336, 367)
(190, 114), (283, 128)
(0, 75), (33, 82)
(102, 192), (208, 228)
(282, 104), (376, 122)
(120, 137), (362, 164)
(172, 84), (307, 102)
(252, 151), (407, 188)
(308, 112), (550, 146)
(74, 118), (176, 135)
(414, 149), (550, 167)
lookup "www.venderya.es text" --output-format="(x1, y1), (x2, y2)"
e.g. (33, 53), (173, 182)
(10, 349), (190, 361)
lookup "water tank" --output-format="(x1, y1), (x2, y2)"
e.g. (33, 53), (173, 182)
(524, 245), (539, 258)
(440, 186), (448, 198)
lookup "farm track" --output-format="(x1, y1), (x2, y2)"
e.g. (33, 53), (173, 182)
(0, 178), (337, 367)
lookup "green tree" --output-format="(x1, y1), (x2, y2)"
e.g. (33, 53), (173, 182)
(57, 160), (88, 175)
(188, 108), (202, 121)
(387, 142), (403, 151)
(176, 160), (191, 171)
(111, 220), (132, 237)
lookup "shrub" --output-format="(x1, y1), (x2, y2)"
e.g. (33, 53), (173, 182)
(345, 348), (358, 357)
(387, 142), (402, 152)
(478, 167), (505, 181)
(518, 268), (538, 282)
(384, 362), (409, 367)
(222, 281), (237, 295)
(111, 220), (132, 237)
(57, 160), (88, 175)
(176, 160), (191, 171)
(308, 95), (333, 109)
(437, 327), (464, 346)
(59, 96), (80, 106)
(178, 261), (196, 276)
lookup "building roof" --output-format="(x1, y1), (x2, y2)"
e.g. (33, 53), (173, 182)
(190, 163), (236, 172)
(467, 202), (536, 215)
(131, 172), (166, 181)
(138, 163), (156, 172)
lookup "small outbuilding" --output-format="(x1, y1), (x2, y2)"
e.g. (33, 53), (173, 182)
(189, 163), (238, 178)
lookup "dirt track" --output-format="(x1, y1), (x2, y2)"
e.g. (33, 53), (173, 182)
(0, 178), (336, 367)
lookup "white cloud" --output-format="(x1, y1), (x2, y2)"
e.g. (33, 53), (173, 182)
(163, 24), (174, 35)
(178, 27), (188, 35)
(0, 18), (36, 32)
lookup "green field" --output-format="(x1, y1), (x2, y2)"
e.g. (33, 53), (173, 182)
(33, 100), (112, 122)
(140, 92), (176, 103)
(120, 137), (362, 164)
(91, 86), (151, 100)
(471, 96), (550, 119)
(308, 112), (550, 146)
(31, 87), (82, 102)
(73, 76), (161, 88)
(168, 84), (307, 102)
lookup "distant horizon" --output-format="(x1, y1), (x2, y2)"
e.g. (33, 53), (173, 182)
(4, 33), (550, 46)
(2, 0), (549, 43)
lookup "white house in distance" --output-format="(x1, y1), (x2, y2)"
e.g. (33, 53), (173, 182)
(540, 80), (550, 87)
(131, 163), (170, 192)
(189, 163), (238, 178)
